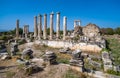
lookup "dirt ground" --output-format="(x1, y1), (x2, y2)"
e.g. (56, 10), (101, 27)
(0, 43), (70, 78)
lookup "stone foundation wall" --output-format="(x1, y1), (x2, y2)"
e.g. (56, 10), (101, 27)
(34, 40), (102, 52)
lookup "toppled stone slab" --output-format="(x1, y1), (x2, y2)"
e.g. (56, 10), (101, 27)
(0, 54), (11, 60)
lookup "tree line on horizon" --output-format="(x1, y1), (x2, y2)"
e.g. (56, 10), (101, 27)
(100, 27), (120, 35)
(1, 27), (120, 36)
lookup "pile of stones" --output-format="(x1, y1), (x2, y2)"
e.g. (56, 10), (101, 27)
(43, 51), (57, 65)
(21, 48), (33, 60)
(70, 50), (85, 72)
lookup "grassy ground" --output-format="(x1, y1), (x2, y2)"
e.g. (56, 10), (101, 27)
(32, 44), (72, 64)
(106, 37), (120, 65)
(63, 68), (93, 78)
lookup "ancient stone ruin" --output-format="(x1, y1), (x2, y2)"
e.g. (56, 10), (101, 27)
(14, 12), (106, 53)
(102, 51), (113, 71)
(21, 48), (33, 60)
(70, 50), (85, 72)
(43, 51), (57, 65)
(10, 42), (18, 56)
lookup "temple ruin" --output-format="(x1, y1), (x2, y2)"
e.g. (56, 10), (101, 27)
(15, 12), (106, 52)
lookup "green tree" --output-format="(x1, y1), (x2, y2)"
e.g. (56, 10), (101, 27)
(114, 27), (120, 35)
(8, 28), (23, 35)
(46, 28), (55, 35)
(101, 28), (114, 35)
(106, 28), (114, 35)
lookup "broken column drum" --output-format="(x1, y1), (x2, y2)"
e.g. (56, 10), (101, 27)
(43, 51), (57, 65)
(22, 48), (33, 60)
(70, 50), (85, 72)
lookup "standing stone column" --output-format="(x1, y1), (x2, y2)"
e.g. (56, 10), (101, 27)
(25, 25), (29, 38)
(26, 25), (29, 34)
(50, 12), (54, 40)
(79, 21), (81, 26)
(38, 14), (42, 40)
(43, 14), (47, 40)
(16, 19), (19, 39)
(56, 12), (60, 39)
(23, 26), (25, 38)
(23, 26), (25, 34)
(34, 16), (38, 38)
(74, 21), (76, 28)
(63, 16), (67, 40)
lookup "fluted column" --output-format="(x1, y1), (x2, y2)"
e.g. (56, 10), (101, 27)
(38, 14), (42, 40)
(16, 19), (19, 39)
(63, 16), (67, 40)
(50, 12), (54, 40)
(43, 14), (47, 39)
(34, 16), (38, 38)
(56, 12), (60, 39)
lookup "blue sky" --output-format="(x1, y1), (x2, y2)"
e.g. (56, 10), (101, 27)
(0, 0), (120, 31)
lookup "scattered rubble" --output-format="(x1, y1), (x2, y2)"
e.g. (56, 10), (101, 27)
(70, 50), (85, 72)
(10, 42), (18, 56)
(43, 51), (57, 65)
(102, 51), (113, 71)
(21, 48), (33, 60)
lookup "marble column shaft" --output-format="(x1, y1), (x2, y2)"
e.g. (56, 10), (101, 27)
(50, 12), (54, 40)
(23, 25), (29, 38)
(16, 19), (19, 38)
(56, 12), (60, 39)
(34, 16), (38, 38)
(38, 14), (42, 39)
(43, 14), (47, 39)
(63, 16), (67, 40)
(74, 21), (76, 28)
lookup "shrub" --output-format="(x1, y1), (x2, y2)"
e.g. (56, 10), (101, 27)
(101, 48), (109, 52)
(106, 69), (120, 76)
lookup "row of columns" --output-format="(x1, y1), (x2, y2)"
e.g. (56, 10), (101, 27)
(34, 12), (67, 40)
